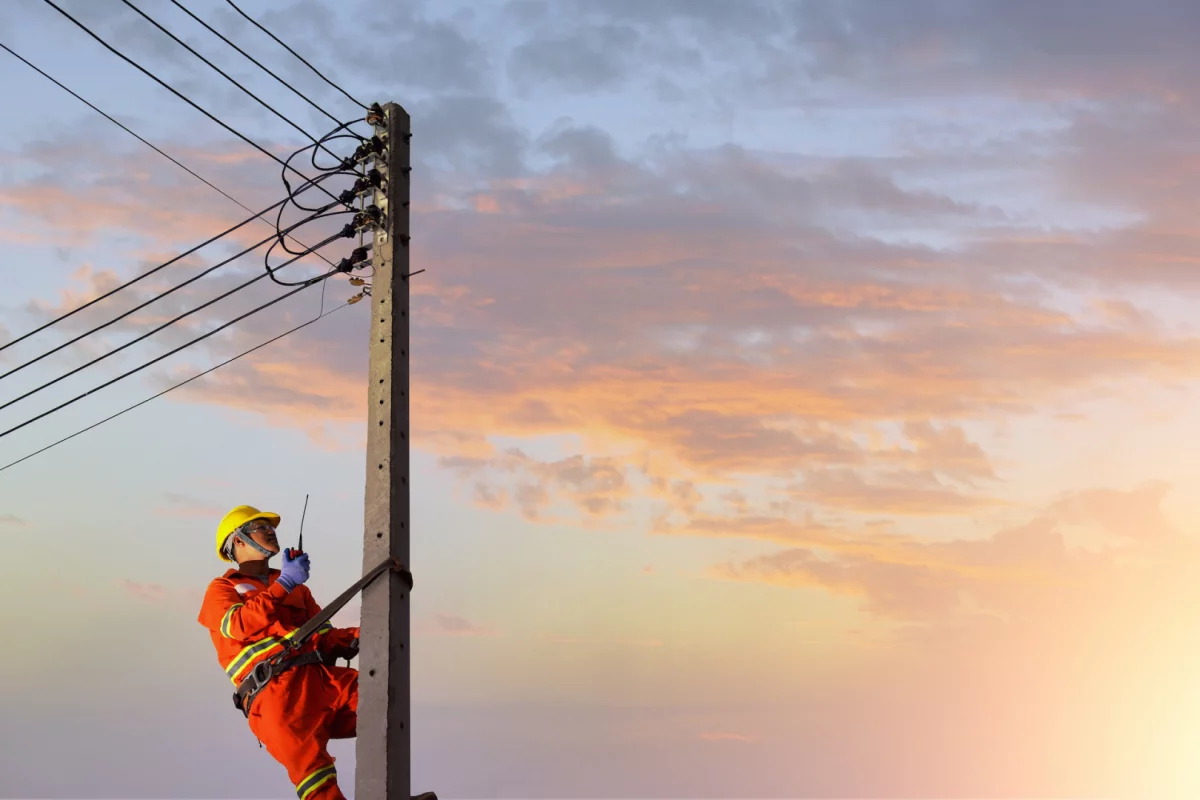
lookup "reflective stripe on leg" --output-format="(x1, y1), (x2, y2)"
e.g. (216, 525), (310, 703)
(296, 764), (337, 800)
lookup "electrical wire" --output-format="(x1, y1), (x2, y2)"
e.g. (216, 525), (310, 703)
(263, 221), (368, 286)
(0, 218), (354, 414)
(0, 201), (342, 384)
(281, 120), (369, 193)
(40, 0), (345, 210)
(166, 0), (356, 135)
(311, 133), (364, 172)
(274, 124), (382, 250)
(0, 297), (350, 475)
(281, 151), (360, 216)
(118, 0), (345, 165)
(0, 38), (343, 272)
(0, 169), (341, 355)
(0, 262), (344, 441)
(223, 0), (368, 110)
(270, 125), (376, 258)
(275, 169), (362, 247)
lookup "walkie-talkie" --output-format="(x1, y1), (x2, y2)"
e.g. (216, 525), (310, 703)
(288, 493), (309, 559)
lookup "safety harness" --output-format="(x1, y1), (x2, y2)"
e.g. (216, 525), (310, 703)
(232, 556), (414, 717)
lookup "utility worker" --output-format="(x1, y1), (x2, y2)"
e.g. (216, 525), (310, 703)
(198, 505), (360, 800)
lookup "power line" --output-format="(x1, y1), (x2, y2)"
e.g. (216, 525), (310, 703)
(0, 169), (341, 355)
(223, 0), (368, 110)
(118, 0), (344, 165)
(0, 298), (350, 475)
(166, 0), (351, 132)
(0, 219), (352, 413)
(0, 203), (342, 384)
(40, 0), (344, 210)
(0, 251), (347, 440)
(0, 39), (344, 271)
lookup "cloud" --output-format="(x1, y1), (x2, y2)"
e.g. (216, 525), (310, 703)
(152, 492), (224, 520)
(509, 24), (641, 94)
(708, 480), (1200, 625)
(441, 449), (632, 522)
(472, 481), (507, 511)
(14, 7), (1200, 560)
(894, 421), (997, 483)
(512, 0), (1200, 109)
(242, 0), (495, 101)
(647, 477), (703, 519)
(697, 731), (756, 743)
(777, 0), (1200, 102)
(1045, 480), (1178, 542)
(414, 612), (498, 638)
(497, 0), (784, 102)
(788, 467), (1005, 516)
(546, 634), (664, 648)
(120, 579), (167, 604)
(0, 127), (334, 255)
(15, 3), (1200, 796)
(16, 114), (1200, 487)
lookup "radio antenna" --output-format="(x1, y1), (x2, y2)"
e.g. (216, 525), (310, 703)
(298, 493), (309, 552)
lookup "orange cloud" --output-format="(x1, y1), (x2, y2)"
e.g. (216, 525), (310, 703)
(705, 481), (1200, 625)
(16, 135), (1200, 495)
(0, 132), (357, 258)
(787, 467), (1006, 515)
(441, 449), (633, 523)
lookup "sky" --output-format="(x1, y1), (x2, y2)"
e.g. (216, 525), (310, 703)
(7, 0), (1200, 797)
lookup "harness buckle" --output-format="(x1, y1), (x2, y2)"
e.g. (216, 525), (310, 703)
(233, 653), (285, 717)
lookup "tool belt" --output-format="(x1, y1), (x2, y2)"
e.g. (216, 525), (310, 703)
(232, 650), (329, 718)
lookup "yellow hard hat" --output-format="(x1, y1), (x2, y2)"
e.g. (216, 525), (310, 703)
(216, 504), (281, 561)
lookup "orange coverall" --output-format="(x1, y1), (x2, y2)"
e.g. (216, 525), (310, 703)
(198, 567), (360, 800)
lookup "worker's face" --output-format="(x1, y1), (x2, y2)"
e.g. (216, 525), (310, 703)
(236, 520), (280, 561)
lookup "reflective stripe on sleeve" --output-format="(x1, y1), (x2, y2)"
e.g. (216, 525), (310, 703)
(220, 603), (244, 638)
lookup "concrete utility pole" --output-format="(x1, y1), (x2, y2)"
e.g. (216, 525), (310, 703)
(357, 102), (430, 800)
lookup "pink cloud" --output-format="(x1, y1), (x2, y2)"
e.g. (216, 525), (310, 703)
(698, 731), (756, 743)
(413, 613), (499, 638)
(120, 579), (167, 604)
(546, 634), (664, 648)
(151, 492), (225, 520)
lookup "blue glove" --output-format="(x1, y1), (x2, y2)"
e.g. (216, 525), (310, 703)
(277, 549), (310, 592)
